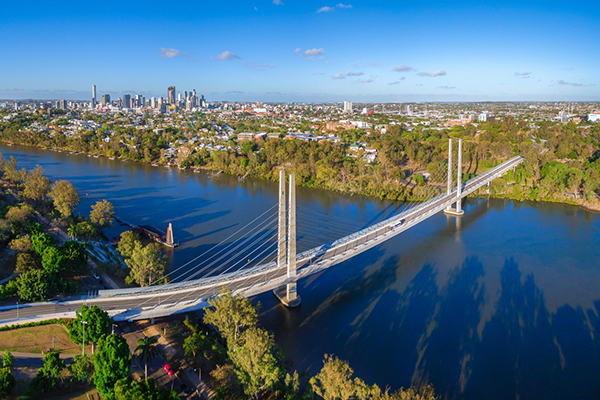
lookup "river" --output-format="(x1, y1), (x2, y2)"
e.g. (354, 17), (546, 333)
(2, 144), (600, 399)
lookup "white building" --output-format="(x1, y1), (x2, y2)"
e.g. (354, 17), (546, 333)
(343, 100), (353, 113)
(588, 112), (600, 123)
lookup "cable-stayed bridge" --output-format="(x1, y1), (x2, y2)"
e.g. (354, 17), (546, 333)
(0, 140), (524, 326)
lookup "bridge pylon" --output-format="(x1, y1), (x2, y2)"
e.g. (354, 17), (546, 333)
(273, 171), (301, 307)
(444, 138), (465, 216)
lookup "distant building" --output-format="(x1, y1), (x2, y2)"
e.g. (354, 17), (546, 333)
(588, 112), (600, 123)
(343, 100), (353, 113)
(122, 94), (131, 109)
(56, 99), (68, 110)
(168, 86), (176, 104)
(102, 94), (110, 106)
(92, 85), (96, 106)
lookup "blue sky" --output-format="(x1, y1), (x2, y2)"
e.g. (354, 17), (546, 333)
(1, 0), (598, 102)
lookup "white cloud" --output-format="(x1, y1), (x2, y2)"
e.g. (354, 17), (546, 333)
(388, 78), (406, 85)
(345, 71), (364, 76)
(438, 86), (456, 89)
(336, 3), (352, 8)
(359, 79), (373, 83)
(331, 73), (345, 80)
(261, 64), (276, 68)
(273, 0), (283, 5)
(317, 6), (333, 12)
(214, 51), (241, 60)
(160, 47), (184, 58)
(393, 64), (413, 72)
(514, 72), (532, 79)
(301, 48), (326, 58)
(369, 62), (382, 67)
(417, 70), (446, 77)
(557, 80), (593, 87)
(294, 48), (301, 53)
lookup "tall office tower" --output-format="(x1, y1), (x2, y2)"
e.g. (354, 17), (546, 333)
(343, 100), (353, 113)
(192, 89), (196, 98)
(92, 85), (97, 106)
(123, 94), (131, 109)
(168, 86), (176, 104)
(184, 90), (188, 100)
(57, 99), (67, 110)
(102, 94), (110, 106)
(150, 97), (156, 108)
(199, 94), (205, 108)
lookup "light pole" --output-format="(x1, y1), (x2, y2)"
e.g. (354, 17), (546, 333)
(16, 301), (19, 320)
(81, 320), (88, 356)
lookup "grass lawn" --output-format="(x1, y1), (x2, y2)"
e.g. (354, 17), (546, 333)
(0, 324), (90, 354)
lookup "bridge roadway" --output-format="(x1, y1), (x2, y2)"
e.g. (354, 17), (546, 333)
(0, 156), (523, 326)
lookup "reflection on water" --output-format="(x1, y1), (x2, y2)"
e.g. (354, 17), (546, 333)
(2, 145), (600, 399)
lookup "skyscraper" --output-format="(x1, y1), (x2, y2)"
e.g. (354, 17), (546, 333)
(102, 94), (110, 106)
(168, 86), (176, 104)
(343, 100), (353, 113)
(92, 85), (96, 106)
(123, 94), (131, 108)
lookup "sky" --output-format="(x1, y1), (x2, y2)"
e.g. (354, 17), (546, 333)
(1, 0), (599, 102)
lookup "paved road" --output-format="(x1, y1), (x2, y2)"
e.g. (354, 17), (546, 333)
(0, 350), (76, 367)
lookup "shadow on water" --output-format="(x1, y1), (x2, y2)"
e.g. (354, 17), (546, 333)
(262, 254), (600, 400)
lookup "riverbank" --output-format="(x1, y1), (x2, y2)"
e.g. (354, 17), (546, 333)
(2, 139), (597, 213)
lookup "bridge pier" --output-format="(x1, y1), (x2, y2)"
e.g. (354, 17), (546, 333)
(444, 138), (465, 216)
(274, 172), (301, 307)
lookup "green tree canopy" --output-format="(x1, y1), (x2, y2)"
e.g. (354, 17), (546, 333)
(31, 232), (58, 256)
(23, 165), (51, 202)
(61, 240), (88, 273)
(17, 269), (57, 302)
(94, 334), (131, 400)
(124, 242), (167, 287)
(90, 199), (115, 228)
(116, 230), (141, 259)
(69, 305), (112, 353)
(114, 377), (179, 400)
(2, 350), (14, 368)
(0, 367), (15, 398)
(41, 246), (65, 274)
(228, 327), (282, 399)
(135, 336), (158, 380)
(203, 289), (259, 345)
(49, 179), (80, 219)
(69, 354), (94, 383)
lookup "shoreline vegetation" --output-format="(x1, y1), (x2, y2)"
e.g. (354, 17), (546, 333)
(0, 155), (170, 305)
(1, 111), (599, 213)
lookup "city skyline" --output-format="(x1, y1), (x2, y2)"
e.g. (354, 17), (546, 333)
(1, 0), (599, 102)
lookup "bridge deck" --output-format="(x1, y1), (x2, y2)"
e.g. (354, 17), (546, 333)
(0, 156), (523, 325)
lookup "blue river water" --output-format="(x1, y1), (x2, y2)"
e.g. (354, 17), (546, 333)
(2, 144), (600, 399)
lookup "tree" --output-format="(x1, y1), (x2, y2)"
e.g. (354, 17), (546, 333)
(114, 377), (179, 400)
(228, 327), (282, 399)
(17, 269), (56, 302)
(117, 230), (141, 259)
(183, 330), (211, 361)
(90, 199), (115, 228)
(42, 246), (65, 274)
(61, 241), (87, 273)
(94, 334), (131, 400)
(203, 289), (259, 345)
(210, 364), (244, 400)
(5, 203), (34, 235)
(69, 305), (111, 354)
(31, 232), (58, 256)
(69, 354), (94, 382)
(135, 336), (158, 380)
(310, 354), (356, 400)
(0, 368), (15, 398)
(41, 349), (65, 379)
(2, 351), (14, 368)
(23, 165), (51, 202)
(49, 180), (80, 219)
(15, 252), (41, 273)
(124, 242), (167, 287)
(8, 234), (32, 253)
(73, 221), (96, 241)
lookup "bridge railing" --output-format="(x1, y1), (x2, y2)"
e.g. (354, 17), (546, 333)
(95, 155), (524, 300)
